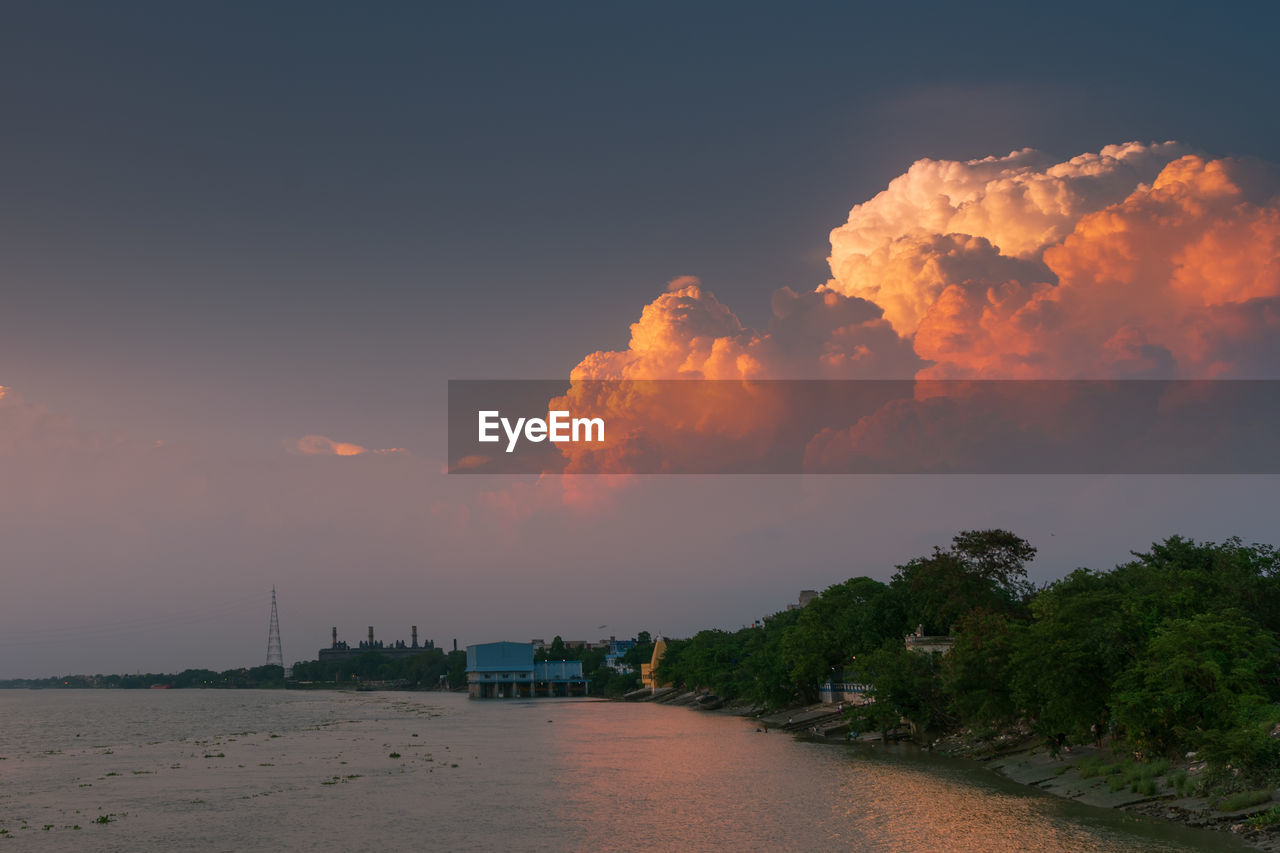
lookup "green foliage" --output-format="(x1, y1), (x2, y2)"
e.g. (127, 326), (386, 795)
(655, 609), (802, 707)
(943, 609), (1018, 727)
(1112, 611), (1278, 756)
(1216, 789), (1274, 812)
(850, 642), (949, 737)
(781, 577), (899, 702)
(1169, 770), (1193, 798)
(1247, 805), (1280, 829)
(289, 648), (460, 689)
(647, 530), (1280, 783)
(890, 530), (1036, 635)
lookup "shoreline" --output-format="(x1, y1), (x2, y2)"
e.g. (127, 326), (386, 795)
(631, 688), (1280, 851)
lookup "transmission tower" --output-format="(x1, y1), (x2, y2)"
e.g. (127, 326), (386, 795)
(266, 587), (286, 675)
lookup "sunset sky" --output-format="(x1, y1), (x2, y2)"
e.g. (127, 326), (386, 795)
(3, 4), (1279, 677)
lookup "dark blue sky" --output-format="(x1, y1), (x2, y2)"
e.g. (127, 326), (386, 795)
(3, 2), (1277, 442)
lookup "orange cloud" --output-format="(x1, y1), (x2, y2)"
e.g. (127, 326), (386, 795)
(826, 142), (1192, 336)
(543, 143), (1280, 476)
(294, 435), (405, 457)
(915, 154), (1280, 378)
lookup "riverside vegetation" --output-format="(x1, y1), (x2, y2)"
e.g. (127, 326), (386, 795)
(653, 531), (1280, 808)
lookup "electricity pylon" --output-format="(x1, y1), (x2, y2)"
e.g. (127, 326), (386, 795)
(266, 587), (286, 675)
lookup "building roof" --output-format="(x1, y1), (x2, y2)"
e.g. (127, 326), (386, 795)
(466, 641), (535, 672)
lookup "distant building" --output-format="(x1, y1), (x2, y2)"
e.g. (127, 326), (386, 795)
(603, 636), (637, 672)
(318, 625), (435, 663)
(465, 642), (588, 699)
(786, 590), (819, 611)
(904, 624), (954, 655)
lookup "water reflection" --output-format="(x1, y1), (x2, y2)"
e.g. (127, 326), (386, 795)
(0, 691), (1248, 852)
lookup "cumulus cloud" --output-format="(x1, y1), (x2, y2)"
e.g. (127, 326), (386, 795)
(912, 153), (1280, 378)
(548, 142), (1280, 474)
(826, 141), (1193, 335)
(573, 142), (1280, 385)
(570, 276), (919, 381)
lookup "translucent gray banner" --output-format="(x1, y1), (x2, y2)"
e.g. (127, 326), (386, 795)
(447, 380), (1280, 474)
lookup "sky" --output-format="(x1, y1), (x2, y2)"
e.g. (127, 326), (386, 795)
(2, 3), (1280, 677)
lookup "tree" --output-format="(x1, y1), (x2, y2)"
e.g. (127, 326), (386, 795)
(951, 529), (1038, 601)
(781, 577), (898, 701)
(891, 530), (1036, 635)
(1009, 569), (1133, 742)
(1112, 611), (1280, 756)
(850, 642), (947, 740)
(944, 608), (1018, 727)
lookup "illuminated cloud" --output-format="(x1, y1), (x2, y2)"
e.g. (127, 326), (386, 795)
(914, 154), (1280, 378)
(571, 276), (919, 381)
(448, 454), (492, 472)
(551, 142), (1280, 474)
(294, 435), (406, 456)
(826, 141), (1192, 336)
(573, 143), (1280, 386)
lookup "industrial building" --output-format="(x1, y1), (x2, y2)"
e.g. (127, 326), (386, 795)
(318, 626), (435, 662)
(465, 641), (588, 699)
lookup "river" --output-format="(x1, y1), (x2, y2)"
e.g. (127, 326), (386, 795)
(0, 690), (1248, 851)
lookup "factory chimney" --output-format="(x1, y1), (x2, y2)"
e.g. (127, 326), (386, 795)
(332, 626), (338, 648)
(411, 625), (418, 648)
(368, 626), (374, 646)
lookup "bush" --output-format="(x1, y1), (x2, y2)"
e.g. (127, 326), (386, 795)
(1131, 779), (1157, 796)
(1247, 806), (1280, 829)
(1216, 789), (1274, 812)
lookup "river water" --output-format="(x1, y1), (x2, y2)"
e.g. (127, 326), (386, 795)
(0, 690), (1247, 851)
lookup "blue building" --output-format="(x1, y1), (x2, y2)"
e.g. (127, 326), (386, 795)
(603, 637), (638, 672)
(465, 642), (588, 699)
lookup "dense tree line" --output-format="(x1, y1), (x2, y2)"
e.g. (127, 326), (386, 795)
(654, 531), (1280, 783)
(0, 665), (288, 690)
(290, 648), (468, 689)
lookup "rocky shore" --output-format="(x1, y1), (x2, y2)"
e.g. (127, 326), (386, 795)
(627, 688), (1280, 851)
(931, 730), (1280, 852)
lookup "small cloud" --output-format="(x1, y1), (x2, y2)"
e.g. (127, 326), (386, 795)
(294, 434), (392, 457)
(447, 454), (491, 473)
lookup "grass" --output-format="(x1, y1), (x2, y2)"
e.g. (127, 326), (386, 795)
(1247, 805), (1280, 829)
(1216, 789), (1274, 812)
(1077, 756), (1170, 796)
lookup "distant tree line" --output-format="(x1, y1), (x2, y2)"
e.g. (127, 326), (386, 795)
(654, 531), (1280, 786)
(2, 633), (661, 696)
(0, 649), (473, 691)
(0, 664), (289, 690)
(290, 648), (468, 689)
